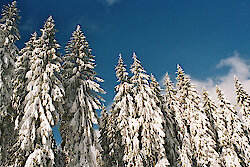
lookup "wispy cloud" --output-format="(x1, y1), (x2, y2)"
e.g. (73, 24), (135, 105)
(105, 0), (121, 6)
(97, 0), (121, 6)
(192, 52), (250, 103)
(20, 18), (35, 32)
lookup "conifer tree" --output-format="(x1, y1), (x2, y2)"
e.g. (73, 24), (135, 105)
(150, 73), (181, 166)
(216, 86), (250, 167)
(202, 90), (221, 156)
(10, 16), (64, 166)
(234, 76), (250, 139)
(125, 53), (169, 166)
(61, 25), (105, 167)
(99, 106), (112, 167)
(162, 73), (181, 167)
(108, 54), (132, 166)
(12, 32), (37, 123)
(0, 1), (20, 164)
(150, 74), (162, 104)
(176, 65), (219, 166)
(175, 65), (194, 167)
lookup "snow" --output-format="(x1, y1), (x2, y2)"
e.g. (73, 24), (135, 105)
(0, 1), (249, 166)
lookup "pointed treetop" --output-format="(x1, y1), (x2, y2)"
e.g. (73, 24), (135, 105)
(131, 52), (144, 73)
(63, 24), (104, 85)
(150, 73), (161, 90)
(234, 75), (238, 81)
(74, 24), (85, 37)
(132, 52), (136, 58)
(45, 15), (54, 25)
(130, 53), (150, 87)
(176, 64), (185, 77)
(234, 75), (246, 93)
(43, 15), (55, 29)
(234, 75), (250, 112)
(76, 24), (81, 31)
(115, 54), (128, 82)
(130, 52), (147, 77)
(216, 85), (234, 110)
(176, 64), (192, 90)
(216, 85), (222, 96)
(73, 24), (84, 36)
(1, 1), (19, 21)
(177, 64), (183, 71)
(40, 15), (57, 41)
(234, 75), (250, 98)
(66, 24), (89, 55)
(216, 85), (225, 101)
(164, 72), (177, 98)
(164, 73), (174, 87)
(0, 0), (20, 41)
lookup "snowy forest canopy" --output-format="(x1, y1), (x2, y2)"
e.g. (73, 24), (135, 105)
(0, 1), (249, 167)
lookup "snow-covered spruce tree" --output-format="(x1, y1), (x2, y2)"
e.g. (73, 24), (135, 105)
(61, 25), (105, 167)
(150, 74), (162, 105)
(150, 73), (180, 166)
(234, 75), (250, 139)
(12, 32), (37, 123)
(176, 65), (219, 167)
(0, 1), (20, 164)
(107, 54), (132, 167)
(175, 65), (194, 167)
(99, 105), (112, 167)
(9, 16), (64, 167)
(216, 86), (250, 167)
(162, 73), (181, 167)
(125, 53), (169, 166)
(202, 90), (221, 157)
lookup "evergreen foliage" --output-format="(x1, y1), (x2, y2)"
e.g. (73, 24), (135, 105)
(202, 90), (221, 156)
(13, 32), (37, 111)
(99, 106), (112, 167)
(61, 25), (105, 167)
(216, 86), (250, 167)
(126, 53), (169, 166)
(176, 65), (219, 166)
(234, 76), (250, 139)
(0, 1), (20, 165)
(0, 2), (249, 166)
(106, 54), (129, 166)
(162, 73), (181, 167)
(11, 16), (64, 166)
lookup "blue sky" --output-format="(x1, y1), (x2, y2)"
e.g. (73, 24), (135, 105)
(1, 0), (250, 143)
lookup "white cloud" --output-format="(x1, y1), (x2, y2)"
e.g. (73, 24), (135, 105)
(192, 52), (250, 103)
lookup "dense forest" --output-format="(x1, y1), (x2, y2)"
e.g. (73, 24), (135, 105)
(0, 1), (249, 167)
